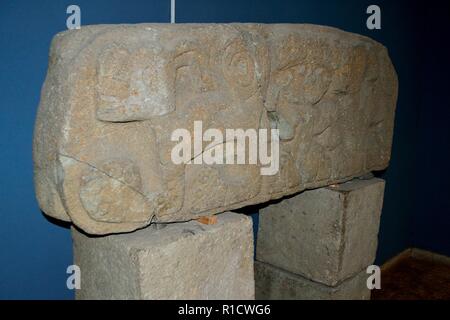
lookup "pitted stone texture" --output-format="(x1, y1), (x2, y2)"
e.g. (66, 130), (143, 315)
(33, 23), (397, 234)
(257, 178), (385, 286)
(73, 212), (254, 300)
(255, 261), (370, 300)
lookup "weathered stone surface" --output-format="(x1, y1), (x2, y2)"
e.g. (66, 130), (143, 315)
(73, 212), (254, 299)
(257, 178), (385, 286)
(255, 261), (370, 300)
(33, 23), (397, 234)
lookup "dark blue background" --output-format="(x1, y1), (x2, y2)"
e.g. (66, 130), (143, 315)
(0, 0), (448, 299)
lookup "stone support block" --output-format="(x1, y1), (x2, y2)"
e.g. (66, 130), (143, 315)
(73, 212), (254, 299)
(255, 261), (370, 300)
(257, 178), (385, 286)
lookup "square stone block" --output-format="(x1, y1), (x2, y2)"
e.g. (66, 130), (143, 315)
(257, 178), (385, 286)
(73, 212), (254, 299)
(255, 261), (370, 300)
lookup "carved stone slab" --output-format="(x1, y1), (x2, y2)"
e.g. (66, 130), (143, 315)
(33, 24), (397, 234)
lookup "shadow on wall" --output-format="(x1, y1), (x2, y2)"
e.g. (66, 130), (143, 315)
(43, 214), (71, 230)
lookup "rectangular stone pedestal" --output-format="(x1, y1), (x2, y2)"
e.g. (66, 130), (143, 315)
(73, 212), (254, 299)
(257, 178), (385, 286)
(255, 178), (385, 299)
(255, 261), (370, 300)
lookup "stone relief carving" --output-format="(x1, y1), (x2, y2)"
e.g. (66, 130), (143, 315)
(33, 24), (397, 234)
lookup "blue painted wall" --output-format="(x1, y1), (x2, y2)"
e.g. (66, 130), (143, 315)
(0, 0), (447, 299)
(409, 4), (450, 257)
(0, 0), (170, 300)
